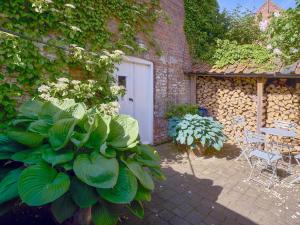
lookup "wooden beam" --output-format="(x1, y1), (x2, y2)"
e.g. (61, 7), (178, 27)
(190, 75), (197, 104)
(257, 78), (266, 132)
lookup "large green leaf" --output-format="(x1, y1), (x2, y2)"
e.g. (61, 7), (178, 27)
(73, 152), (118, 188)
(42, 148), (74, 167)
(92, 204), (118, 225)
(135, 145), (161, 167)
(127, 201), (144, 219)
(71, 115), (97, 148)
(149, 168), (166, 181)
(38, 102), (61, 121)
(0, 168), (12, 180)
(107, 115), (139, 149)
(134, 184), (151, 202)
(51, 193), (77, 223)
(28, 120), (52, 136)
(18, 100), (43, 119)
(97, 164), (137, 204)
(0, 134), (24, 153)
(7, 131), (44, 148)
(0, 168), (22, 204)
(0, 152), (14, 160)
(123, 159), (154, 190)
(11, 148), (43, 165)
(85, 115), (111, 149)
(70, 177), (98, 208)
(48, 118), (77, 150)
(18, 163), (70, 206)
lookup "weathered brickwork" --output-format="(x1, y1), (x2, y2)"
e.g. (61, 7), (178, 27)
(137, 0), (192, 144)
(256, 0), (282, 23)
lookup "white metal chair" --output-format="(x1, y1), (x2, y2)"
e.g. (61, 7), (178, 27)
(290, 153), (300, 184)
(232, 115), (246, 148)
(236, 131), (265, 167)
(248, 137), (283, 188)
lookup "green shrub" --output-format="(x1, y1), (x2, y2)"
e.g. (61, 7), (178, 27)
(0, 100), (165, 224)
(171, 114), (227, 151)
(165, 104), (198, 119)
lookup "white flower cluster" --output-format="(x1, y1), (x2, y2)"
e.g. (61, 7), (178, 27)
(37, 77), (125, 116)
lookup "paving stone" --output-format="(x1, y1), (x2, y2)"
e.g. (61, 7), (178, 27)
(185, 210), (205, 225)
(158, 209), (174, 222)
(169, 216), (191, 225)
(122, 143), (300, 225)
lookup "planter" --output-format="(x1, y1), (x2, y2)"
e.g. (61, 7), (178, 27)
(187, 144), (205, 160)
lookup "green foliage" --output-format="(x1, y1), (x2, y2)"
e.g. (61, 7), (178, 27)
(266, 8), (300, 64)
(0, 0), (161, 124)
(165, 104), (198, 119)
(213, 39), (274, 70)
(0, 100), (164, 224)
(171, 114), (227, 151)
(224, 8), (261, 44)
(183, 0), (227, 61)
(38, 77), (125, 116)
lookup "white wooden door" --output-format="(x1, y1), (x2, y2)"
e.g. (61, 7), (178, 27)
(115, 56), (153, 144)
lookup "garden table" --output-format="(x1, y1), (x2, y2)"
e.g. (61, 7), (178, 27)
(260, 127), (297, 138)
(260, 127), (298, 173)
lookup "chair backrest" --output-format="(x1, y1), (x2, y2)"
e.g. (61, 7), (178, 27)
(232, 116), (246, 147)
(232, 116), (246, 127)
(274, 120), (297, 131)
(244, 131), (265, 143)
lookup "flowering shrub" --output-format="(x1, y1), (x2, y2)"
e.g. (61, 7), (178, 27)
(170, 114), (227, 151)
(266, 8), (300, 64)
(38, 78), (126, 116)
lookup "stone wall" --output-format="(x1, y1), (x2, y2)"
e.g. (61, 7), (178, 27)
(137, 0), (192, 144)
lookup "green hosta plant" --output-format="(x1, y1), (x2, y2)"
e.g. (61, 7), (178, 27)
(0, 100), (164, 224)
(173, 114), (227, 151)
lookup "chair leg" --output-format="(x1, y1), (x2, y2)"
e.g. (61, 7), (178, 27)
(290, 176), (300, 184)
(248, 157), (256, 181)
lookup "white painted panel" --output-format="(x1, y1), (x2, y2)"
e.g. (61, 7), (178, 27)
(133, 63), (152, 144)
(114, 56), (153, 144)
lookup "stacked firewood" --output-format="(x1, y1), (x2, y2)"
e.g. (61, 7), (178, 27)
(265, 81), (300, 146)
(266, 82), (300, 126)
(196, 77), (257, 142)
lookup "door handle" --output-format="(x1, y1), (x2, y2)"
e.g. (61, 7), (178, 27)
(129, 98), (134, 102)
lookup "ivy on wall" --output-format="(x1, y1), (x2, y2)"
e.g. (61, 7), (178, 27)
(183, 0), (227, 62)
(0, 0), (161, 123)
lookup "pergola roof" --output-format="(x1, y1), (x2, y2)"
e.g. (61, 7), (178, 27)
(187, 61), (300, 78)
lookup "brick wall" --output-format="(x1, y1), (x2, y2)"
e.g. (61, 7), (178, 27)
(136, 0), (192, 144)
(256, 0), (282, 23)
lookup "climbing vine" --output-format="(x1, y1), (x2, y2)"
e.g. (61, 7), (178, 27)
(183, 0), (227, 62)
(213, 39), (275, 71)
(0, 0), (161, 123)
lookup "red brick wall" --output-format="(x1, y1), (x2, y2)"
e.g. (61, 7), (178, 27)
(137, 0), (192, 144)
(256, 1), (282, 23)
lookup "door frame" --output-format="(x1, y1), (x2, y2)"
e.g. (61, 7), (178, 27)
(120, 56), (154, 144)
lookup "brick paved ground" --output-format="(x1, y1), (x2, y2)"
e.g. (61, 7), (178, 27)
(122, 143), (300, 225)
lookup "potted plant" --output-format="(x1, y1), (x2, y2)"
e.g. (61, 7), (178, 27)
(171, 114), (227, 159)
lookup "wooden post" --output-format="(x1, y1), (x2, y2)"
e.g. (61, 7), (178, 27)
(190, 75), (197, 104)
(257, 78), (266, 133)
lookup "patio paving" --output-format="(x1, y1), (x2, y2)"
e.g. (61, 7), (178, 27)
(122, 143), (300, 225)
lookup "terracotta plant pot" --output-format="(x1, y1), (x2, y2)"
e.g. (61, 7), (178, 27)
(188, 144), (204, 160)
